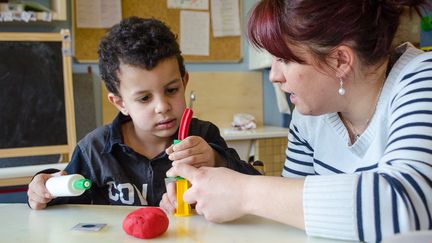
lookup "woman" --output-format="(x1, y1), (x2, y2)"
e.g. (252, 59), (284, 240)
(161, 0), (432, 241)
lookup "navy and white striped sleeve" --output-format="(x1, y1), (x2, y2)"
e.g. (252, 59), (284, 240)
(282, 120), (315, 177)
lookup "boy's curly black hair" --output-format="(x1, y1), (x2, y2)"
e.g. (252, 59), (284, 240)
(98, 17), (186, 96)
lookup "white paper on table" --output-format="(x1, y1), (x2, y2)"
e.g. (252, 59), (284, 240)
(210, 0), (241, 37)
(76, 0), (121, 28)
(180, 10), (209, 56)
(167, 0), (209, 10)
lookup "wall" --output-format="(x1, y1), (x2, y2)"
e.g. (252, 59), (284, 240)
(1, 2), (425, 130)
(0, 0), (279, 202)
(71, 0), (283, 127)
(0, 0), (279, 138)
(0, 0), (282, 128)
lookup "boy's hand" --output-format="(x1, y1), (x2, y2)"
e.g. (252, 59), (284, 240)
(159, 181), (176, 214)
(166, 136), (222, 168)
(27, 171), (66, 210)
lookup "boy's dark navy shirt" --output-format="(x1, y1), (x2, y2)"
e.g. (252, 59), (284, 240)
(40, 113), (260, 207)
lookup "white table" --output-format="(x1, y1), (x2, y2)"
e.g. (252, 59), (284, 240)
(0, 203), (351, 243)
(222, 126), (289, 162)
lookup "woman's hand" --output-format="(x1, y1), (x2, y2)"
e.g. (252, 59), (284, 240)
(166, 164), (249, 223)
(27, 171), (66, 210)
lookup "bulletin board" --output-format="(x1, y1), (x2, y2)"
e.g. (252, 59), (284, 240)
(102, 71), (263, 128)
(72, 0), (242, 63)
(0, 31), (76, 161)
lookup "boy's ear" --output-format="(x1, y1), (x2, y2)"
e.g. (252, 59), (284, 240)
(182, 72), (189, 87)
(333, 45), (354, 78)
(108, 93), (129, 116)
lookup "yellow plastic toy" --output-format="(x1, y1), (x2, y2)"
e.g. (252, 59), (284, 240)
(174, 177), (191, 216)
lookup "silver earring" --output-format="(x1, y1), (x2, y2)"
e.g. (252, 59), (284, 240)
(338, 78), (346, 96)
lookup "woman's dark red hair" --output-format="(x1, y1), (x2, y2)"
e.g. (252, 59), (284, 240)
(247, 0), (428, 66)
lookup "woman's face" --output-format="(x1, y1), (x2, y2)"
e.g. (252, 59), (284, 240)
(269, 48), (341, 116)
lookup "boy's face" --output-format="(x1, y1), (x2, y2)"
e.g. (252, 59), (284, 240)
(111, 57), (187, 140)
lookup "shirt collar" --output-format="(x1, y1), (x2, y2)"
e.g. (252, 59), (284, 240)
(102, 112), (131, 153)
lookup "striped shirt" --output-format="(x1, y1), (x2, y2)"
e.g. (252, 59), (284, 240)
(283, 44), (432, 242)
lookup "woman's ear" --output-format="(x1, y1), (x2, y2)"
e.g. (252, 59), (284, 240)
(334, 45), (354, 78)
(108, 93), (129, 116)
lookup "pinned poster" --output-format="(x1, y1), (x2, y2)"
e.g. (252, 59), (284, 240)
(76, 0), (121, 28)
(167, 0), (208, 10)
(211, 0), (241, 37)
(180, 10), (209, 56)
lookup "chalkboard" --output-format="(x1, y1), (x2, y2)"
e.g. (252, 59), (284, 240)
(0, 31), (76, 160)
(0, 41), (66, 148)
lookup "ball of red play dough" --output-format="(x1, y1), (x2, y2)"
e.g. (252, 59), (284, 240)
(122, 207), (169, 239)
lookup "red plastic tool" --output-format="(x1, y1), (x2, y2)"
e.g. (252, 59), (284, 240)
(178, 108), (193, 140)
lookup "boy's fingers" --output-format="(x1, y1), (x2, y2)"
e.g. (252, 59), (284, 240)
(28, 199), (40, 210)
(57, 170), (67, 176)
(28, 189), (49, 202)
(169, 142), (206, 161)
(29, 199), (48, 210)
(172, 139), (189, 152)
(171, 155), (209, 167)
(165, 145), (174, 155)
(169, 149), (198, 162)
(160, 193), (176, 214)
(166, 163), (198, 180)
(31, 175), (51, 198)
(172, 136), (200, 151)
(28, 191), (50, 209)
(165, 181), (176, 203)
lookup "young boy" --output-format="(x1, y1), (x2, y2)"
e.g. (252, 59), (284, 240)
(27, 17), (259, 210)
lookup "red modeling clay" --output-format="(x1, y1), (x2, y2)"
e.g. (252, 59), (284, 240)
(122, 207), (169, 239)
